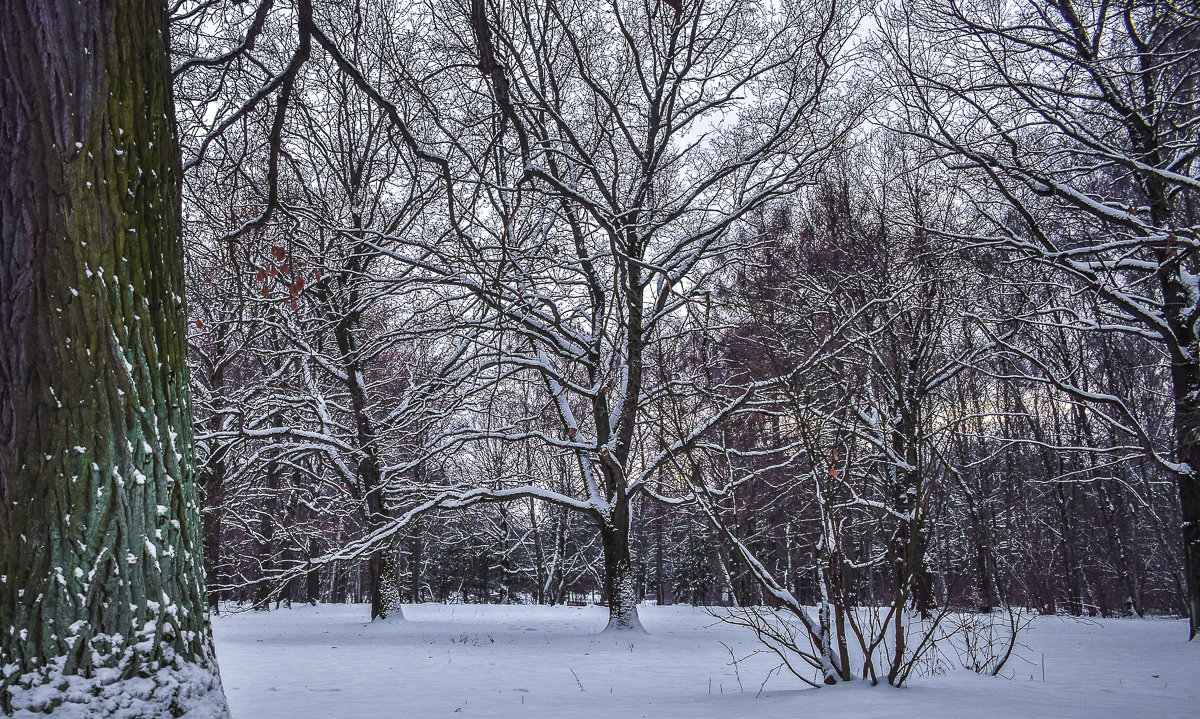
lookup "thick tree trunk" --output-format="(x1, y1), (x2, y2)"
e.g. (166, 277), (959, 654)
(816, 538), (852, 684)
(370, 543), (403, 619)
(600, 505), (643, 632)
(892, 464), (934, 618)
(0, 0), (228, 713)
(885, 405), (935, 620)
(361, 472), (403, 617)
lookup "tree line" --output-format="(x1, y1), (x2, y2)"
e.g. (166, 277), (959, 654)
(178, 0), (1198, 657)
(2, 0), (1196, 712)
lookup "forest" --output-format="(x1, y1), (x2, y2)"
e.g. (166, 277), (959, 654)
(1, 0), (1198, 716)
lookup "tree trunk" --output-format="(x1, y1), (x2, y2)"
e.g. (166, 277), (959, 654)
(200, 440), (227, 614)
(551, 507), (568, 604)
(408, 521), (423, 603)
(306, 547), (322, 605)
(817, 540), (852, 684)
(329, 263), (403, 621)
(529, 497), (548, 605)
(600, 508), (643, 631)
(253, 412), (284, 610)
(497, 505), (513, 603)
(0, 1), (228, 713)
(1055, 482), (1084, 616)
(327, 297), (398, 617)
(972, 521), (999, 614)
(888, 406), (935, 620)
(363, 475), (402, 619)
(371, 542), (403, 619)
(197, 359), (228, 614)
(1171, 361), (1200, 638)
(654, 501), (666, 605)
(954, 469), (998, 613)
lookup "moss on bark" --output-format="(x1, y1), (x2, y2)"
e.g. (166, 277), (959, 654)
(0, 0), (227, 712)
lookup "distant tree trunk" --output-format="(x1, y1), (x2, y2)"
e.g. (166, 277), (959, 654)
(1075, 393), (1141, 617)
(654, 502), (666, 605)
(551, 507), (568, 604)
(497, 505), (513, 604)
(1100, 477), (1141, 617)
(408, 520), (423, 603)
(949, 456), (998, 613)
(199, 428), (228, 613)
(1055, 480), (1084, 616)
(1170, 367), (1200, 636)
(971, 515), (999, 614)
(306, 550), (322, 605)
(254, 412), (284, 610)
(529, 498), (548, 604)
(0, 0), (228, 713)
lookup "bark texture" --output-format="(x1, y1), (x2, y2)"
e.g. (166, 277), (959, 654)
(601, 501), (644, 632)
(0, 0), (228, 712)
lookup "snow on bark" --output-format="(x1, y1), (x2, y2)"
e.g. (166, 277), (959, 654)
(0, 0), (228, 713)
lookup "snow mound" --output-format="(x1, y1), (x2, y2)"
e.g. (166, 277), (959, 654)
(7, 659), (228, 718)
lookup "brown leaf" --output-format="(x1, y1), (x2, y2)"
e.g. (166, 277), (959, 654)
(271, 245), (287, 261)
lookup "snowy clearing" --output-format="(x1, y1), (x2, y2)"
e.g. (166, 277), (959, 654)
(212, 604), (1199, 718)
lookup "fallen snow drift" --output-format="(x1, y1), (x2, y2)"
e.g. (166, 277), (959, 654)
(212, 604), (1199, 718)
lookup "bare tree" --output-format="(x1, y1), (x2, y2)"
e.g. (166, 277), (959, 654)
(879, 0), (1200, 636)
(676, 138), (1020, 686)
(343, 0), (867, 631)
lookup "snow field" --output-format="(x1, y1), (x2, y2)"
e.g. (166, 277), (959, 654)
(212, 603), (1199, 718)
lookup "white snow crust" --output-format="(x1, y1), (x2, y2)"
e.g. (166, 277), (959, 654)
(212, 603), (1200, 718)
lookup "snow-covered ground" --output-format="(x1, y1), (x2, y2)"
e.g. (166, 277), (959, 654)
(212, 603), (1199, 718)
